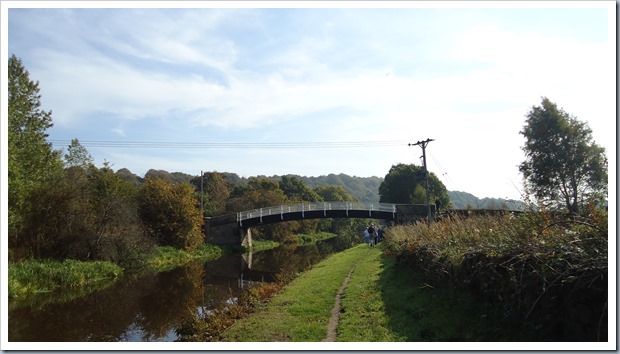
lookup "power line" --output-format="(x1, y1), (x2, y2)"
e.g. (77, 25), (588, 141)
(48, 139), (412, 149)
(429, 151), (457, 190)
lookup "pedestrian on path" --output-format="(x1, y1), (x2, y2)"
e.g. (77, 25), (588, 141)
(368, 224), (377, 247)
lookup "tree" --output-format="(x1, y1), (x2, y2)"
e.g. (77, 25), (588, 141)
(279, 175), (322, 202)
(519, 97), (608, 213)
(378, 163), (451, 208)
(138, 178), (204, 251)
(8, 54), (63, 233)
(190, 171), (233, 217)
(64, 138), (94, 169)
(225, 177), (298, 242)
(14, 165), (151, 263)
(314, 185), (365, 246)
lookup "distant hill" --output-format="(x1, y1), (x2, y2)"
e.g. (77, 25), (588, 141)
(220, 173), (383, 204)
(115, 168), (524, 210)
(448, 190), (526, 211)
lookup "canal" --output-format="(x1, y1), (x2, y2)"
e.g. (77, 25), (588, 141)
(8, 237), (353, 342)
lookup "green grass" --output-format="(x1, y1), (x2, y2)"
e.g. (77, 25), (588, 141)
(338, 246), (501, 341)
(217, 243), (510, 342)
(221, 244), (370, 342)
(249, 239), (281, 252)
(146, 244), (223, 272)
(295, 232), (337, 245)
(8, 259), (123, 299)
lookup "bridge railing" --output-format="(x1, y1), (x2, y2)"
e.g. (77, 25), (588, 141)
(237, 202), (397, 225)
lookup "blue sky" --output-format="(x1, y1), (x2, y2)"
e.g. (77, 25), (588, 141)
(3, 2), (615, 200)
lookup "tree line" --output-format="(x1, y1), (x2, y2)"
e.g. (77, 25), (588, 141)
(9, 53), (607, 267)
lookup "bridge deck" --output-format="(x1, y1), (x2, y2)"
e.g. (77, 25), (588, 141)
(237, 202), (398, 228)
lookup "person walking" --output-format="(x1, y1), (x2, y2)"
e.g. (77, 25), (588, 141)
(364, 227), (370, 245)
(377, 227), (384, 243)
(368, 224), (376, 247)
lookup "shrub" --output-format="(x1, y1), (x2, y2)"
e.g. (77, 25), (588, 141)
(383, 210), (608, 341)
(138, 178), (204, 251)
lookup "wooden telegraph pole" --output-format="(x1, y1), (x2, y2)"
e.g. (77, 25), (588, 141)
(409, 139), (434, 223)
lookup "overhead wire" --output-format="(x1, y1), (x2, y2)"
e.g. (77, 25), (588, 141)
(48, 139), (412, 149)
(428, 151), (458, 191)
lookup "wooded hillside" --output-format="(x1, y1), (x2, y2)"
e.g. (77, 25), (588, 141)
(115, 169), (524, 210)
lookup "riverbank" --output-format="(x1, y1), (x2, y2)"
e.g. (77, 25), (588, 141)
(8, 232), (321, 303)
(181, 243), (498, 344)
(8, 243), (225, 302)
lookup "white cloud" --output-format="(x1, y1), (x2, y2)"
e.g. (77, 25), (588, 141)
(8, 6), (614, 200)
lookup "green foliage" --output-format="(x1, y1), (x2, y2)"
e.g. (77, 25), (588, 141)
(279, 175), (322, 202)
(448, 190), (526, 210)
(378, 163), (451, 208)
(13, 164), (153, 265)
(219, 245), (370, 342)
(8, 259), (123, 299)
(138, 178), (204, 251)
(145, 244), (223, 272)
(226, 177), (297, 241)
(295, 232), (336, 245)
(519, 97), (608, 213)
(383, 211), (608, 341)
(63, 138), (94, 169)
(190, 171), (233, 217)
(8, 54), (63, 233)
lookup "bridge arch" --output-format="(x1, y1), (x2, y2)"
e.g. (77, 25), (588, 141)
(205, 202), (435, 247)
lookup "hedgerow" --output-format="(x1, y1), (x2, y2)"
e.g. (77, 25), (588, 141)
(383, 208), (608, 341)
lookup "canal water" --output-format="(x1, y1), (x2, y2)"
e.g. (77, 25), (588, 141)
(8, 237), (353, 342)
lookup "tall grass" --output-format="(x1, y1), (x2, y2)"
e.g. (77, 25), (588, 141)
(8, 259), (123, 299)
(294, 232), (337, 245)
(383, 208), (608, 341)
(146, 244), (223, 272)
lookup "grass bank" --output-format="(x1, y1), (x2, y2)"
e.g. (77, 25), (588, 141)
(214, 244), (499, 342)
(8, 259), (123, 300)
(145, 244), (223, 272)
(337, 246), (502, 341)
(9, 243), (226, 302)
(383, 210), (608, 341)
(181, 244), (369, 342)
(294, 232), (337, 245)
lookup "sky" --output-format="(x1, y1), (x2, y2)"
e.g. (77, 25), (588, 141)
(2, 1), (616, 200)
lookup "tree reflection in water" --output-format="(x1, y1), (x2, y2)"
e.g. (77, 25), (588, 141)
(8, 237), (353, 342)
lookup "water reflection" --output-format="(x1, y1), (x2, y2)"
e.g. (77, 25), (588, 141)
(9, 238), (351, 342)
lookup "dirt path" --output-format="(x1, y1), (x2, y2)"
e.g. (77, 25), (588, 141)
(323, 248), (370, 342)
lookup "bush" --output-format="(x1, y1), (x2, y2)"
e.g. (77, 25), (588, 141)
(11, 166), (153, 265)
(138, 178), (204, 251)
(384, 210), (608, 341)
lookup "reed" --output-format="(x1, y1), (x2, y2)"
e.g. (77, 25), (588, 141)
(383, 208), (608, 341)
(145, 244), (223, 272)
(8, 259), (123, 299)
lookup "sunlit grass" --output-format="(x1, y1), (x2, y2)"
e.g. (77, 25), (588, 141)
(295, 232), (337, 245)
(382, 209), (608, 341)
(146, 244), (223, 272)
(219, 245), (369, 342)
(8, 259), (123, 299)
(338, 246), (502, 341)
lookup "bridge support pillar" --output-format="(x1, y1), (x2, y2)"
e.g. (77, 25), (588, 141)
(241, 228), (252, 249)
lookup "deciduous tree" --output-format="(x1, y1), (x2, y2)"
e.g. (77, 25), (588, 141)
(519, 97), (607, 213)
(139, 178), (204, 251)
(378, 163), (451, 208)
(64, 138), (94, 169)
(8, 54), (63, 233)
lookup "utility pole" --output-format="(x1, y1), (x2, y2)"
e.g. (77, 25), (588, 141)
(409, 139), (434, 223)
(200, 170), (204, 214)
